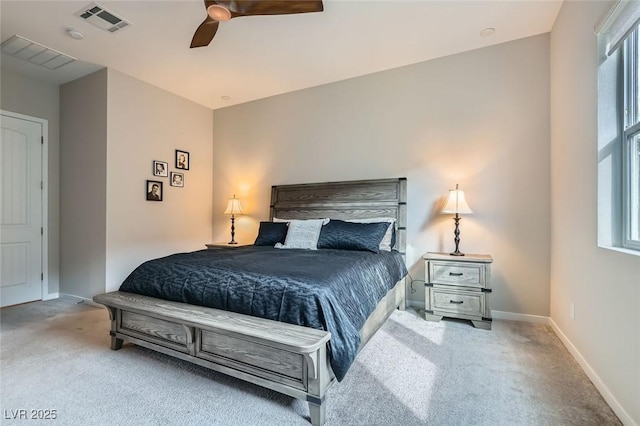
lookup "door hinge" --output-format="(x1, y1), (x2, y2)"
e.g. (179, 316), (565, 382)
(41, 227), (43, 235)
(41, 136), (44, 144)
(41, 181), (44, 190)
(41, 272), (44, 281)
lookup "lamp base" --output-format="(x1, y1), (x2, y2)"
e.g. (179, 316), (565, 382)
(228, 215), (238, 245)
(450, 215), (465, 257)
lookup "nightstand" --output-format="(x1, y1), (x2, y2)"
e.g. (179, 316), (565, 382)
(423, 252), (493, 330)
(205, 243), (252, 249)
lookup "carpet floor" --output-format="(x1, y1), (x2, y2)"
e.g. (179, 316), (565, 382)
(0, 298), (621, 425)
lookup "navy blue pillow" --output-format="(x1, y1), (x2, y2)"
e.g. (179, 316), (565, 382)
(317, 220), (389, 253)
(254, 222), (288, 246)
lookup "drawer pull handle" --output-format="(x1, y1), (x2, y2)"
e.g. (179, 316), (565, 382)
(449, 272), (463, 276)
(450, 300), (464, 304)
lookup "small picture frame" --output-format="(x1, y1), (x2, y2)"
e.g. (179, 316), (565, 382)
(153, 160), (168, 177)
(170, 172), (184, 187)
(175, 150), (190, 170)
(146, 180), (163, 201)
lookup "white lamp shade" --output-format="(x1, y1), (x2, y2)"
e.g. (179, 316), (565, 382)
(224, 196), (243, 215)
(441, 186), (473, 214)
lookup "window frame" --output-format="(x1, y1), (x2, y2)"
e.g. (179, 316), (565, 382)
(622, 28), (640, 251)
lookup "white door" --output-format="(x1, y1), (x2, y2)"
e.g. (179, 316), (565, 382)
(0, 114), (43, 307)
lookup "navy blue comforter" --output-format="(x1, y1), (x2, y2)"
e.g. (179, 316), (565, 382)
(119, 246), (407, 381)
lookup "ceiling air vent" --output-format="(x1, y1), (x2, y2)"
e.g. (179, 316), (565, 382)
(1, 35), (76, 70)
(75, 3), (131, 33)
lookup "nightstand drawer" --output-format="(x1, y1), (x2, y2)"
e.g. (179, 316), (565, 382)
(430, 288), (485, 317)
(430, 261), (485, 288)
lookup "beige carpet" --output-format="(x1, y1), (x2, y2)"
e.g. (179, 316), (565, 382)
(0, 298), (621, 425)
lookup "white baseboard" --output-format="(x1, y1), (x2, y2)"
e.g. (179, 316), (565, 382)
(406, 302), (552, 325)
(491, 310), (551, 325)
(59, 293), (103, 308)
(42, 292), (59, 301)
(549, 319), (636, 426)
(406, 299), (422, 310)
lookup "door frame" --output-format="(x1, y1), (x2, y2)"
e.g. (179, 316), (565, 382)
(1, 109), (50, 300)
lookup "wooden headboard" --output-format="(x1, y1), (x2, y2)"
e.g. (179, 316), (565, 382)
(270, 178), (407, 256)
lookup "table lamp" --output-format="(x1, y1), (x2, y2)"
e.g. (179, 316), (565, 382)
(224, 194), (243, 244)
(441, 184), (473, 256)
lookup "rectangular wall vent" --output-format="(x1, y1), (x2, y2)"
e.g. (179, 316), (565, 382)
(1, 35), (76, 70)
(75, 2), (131, 33)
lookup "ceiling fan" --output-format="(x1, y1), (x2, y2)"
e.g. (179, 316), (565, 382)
(191, 0), (324, 48)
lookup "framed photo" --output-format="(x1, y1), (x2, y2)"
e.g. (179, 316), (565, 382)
(153, 160), (168, 177)
(175, 150), (190, 170)
(146, 180), (163, 201)
(170, 172), (184, 187)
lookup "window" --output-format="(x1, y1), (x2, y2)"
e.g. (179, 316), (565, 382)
(623, 28), (640, 250)
(597, 2), (640, 253)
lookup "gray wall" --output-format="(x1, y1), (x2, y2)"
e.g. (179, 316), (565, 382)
(60, 69), (108, 298)
(1, 67), (60, 297)
(104, 69), (214, 292)
(550, 1), (640, 424)
(212, 34), (552, 318)
(59, 69), (214, 297)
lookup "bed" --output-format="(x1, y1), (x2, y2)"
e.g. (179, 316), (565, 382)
(93, 177), (407, 426)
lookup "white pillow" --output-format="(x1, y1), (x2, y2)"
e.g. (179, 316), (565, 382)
(347, 217), (396, 251)
(275, 219), (328, 250)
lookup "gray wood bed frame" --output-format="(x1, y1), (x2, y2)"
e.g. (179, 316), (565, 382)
(93, 177), (407, 426)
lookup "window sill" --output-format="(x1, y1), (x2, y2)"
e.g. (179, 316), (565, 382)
(598, 245), (640, 257)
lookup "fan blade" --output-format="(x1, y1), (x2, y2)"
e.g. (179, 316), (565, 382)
(228, 1), (323, 16)
(190, 17), (219, 48)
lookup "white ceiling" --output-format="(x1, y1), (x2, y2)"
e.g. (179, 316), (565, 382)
(1, 1), (563, 110)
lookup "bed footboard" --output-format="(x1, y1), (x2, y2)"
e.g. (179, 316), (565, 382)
(93, 291), (332, 426)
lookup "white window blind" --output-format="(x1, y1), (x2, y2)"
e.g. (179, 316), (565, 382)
(596, 0), (640, 55)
